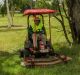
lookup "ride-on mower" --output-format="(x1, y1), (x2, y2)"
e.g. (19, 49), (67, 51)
(20, 9), (71, 67)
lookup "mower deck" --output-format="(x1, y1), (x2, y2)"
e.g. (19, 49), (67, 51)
(23, 55), (72, 67)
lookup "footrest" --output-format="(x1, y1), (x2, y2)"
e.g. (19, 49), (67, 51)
(40, 49), (49, 53)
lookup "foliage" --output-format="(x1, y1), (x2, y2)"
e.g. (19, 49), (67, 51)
(0, 0), (63, 14)
(36, 0), (51, 9)
(0, 2), (6, 16)
(51, 0), (59, 10)
(0, 0), (31, 14)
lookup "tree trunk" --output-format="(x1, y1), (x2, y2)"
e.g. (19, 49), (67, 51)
(6, 0), (13, 28)
(67, 0), (80, 43)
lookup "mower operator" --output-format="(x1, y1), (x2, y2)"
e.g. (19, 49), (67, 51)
(31, 16), (46, 49)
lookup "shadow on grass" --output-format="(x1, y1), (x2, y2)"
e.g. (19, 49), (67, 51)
(0, 51), (10, 75)
(0, 25), (26, 28)
(0, 27), (26, 32)
(0, 25), (27, 32)
(0, 51), (19, 75)
(54, 43), (80, 55)
(54, 43), (80, 64)
(0, 44), (80, 75)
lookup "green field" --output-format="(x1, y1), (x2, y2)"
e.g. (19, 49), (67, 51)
(0, 14), (80, 75)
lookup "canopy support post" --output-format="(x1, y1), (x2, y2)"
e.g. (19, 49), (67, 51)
(49, 14), (52, 44)
(27, 15), (30, 40)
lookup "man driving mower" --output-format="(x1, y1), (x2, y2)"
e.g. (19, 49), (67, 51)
(20, 15), (47, 59)
(31, 16), (46, 50)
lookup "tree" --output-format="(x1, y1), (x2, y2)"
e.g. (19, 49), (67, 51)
(6, 0), (13, 27)
(0, 1), (6, 17)
(66, 0), (80, 44)
(35, 0), (52, 8)
(53, 0), (71, 45)
(51, 0), (58, 10)
(0, 5), (6, 17)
